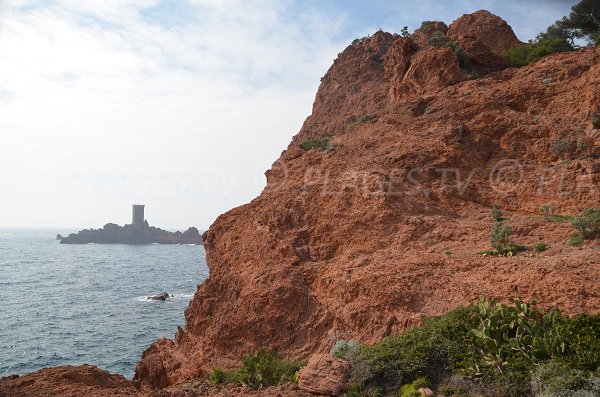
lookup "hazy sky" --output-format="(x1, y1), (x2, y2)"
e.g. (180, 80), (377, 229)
(0, 0), (578, 230)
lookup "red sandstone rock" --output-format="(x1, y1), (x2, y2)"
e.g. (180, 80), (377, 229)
(0, 365), (137, 397)
(447, 10), (521, 73)
(135, 11), (600, 389)
(411, 21), (448, 48)
(297, 354), (350, 396)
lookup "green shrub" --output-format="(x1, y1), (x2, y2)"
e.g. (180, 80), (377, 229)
(420, 21), (435, 29)
(480, 206), (526, 256)
(506, 37), (574, 67)
(399, 377), (430, 397)
(210, 368), (237, 384)
(492, 205), (504, 222)
(346, 307), (475, 392)
(218, 350), (303, 390)
(428, 31), (448, 47)
(534, 242), (549, 252)
(551, 139), (571, 158)
(531, 360), (600, 396)
(572, 208), (600, 239)
(552, 313), (600, 371)
(569, 234), (585, 247)
(593, 116), (600, 129)
(447, 41), (467, 69)
(300, 137), (330, 151)
(330, 340), (360, 359)
(350, 114), (375, 130)
(593, 32), (600, 47)
(239, 350), (302, 389)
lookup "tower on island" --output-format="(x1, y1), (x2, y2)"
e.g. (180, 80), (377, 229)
(132, 204), (145, 227)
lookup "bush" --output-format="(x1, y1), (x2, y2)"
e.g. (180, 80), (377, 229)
(420, 21), (435, 29)
(237, 350), (303, 389)
(399, 377), (430, 397)
(506, 38), (574, 67)
(212, 350), (303, 390)
(331, 340), (360, 359)
(428, 31), (448, 47)
(593, 116), (600, 129)
(571, 208), (600, 239)
(345, 306), (475, 393)
(534, 242), (549, 252)
(569, 234), (585, 247)
(300, 137), (330, 151)
(531, 360), (600, 396)
(551, 139), (572, 158)
(492, 205), (504, 222)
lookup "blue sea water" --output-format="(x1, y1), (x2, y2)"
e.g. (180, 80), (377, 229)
(0, 228), (208, 379)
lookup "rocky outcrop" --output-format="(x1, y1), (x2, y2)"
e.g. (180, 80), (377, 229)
(134, 10), (600, 390)
(0, 365), (137, 397)
(297, 354), (350, 396)
(59, 224), (203, 245)
(447, 10), (521, 73)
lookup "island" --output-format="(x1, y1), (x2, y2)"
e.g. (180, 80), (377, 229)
(58, 205), (203, 245)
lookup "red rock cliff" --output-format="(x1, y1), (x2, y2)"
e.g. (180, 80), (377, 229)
(134, 11), (600, 389)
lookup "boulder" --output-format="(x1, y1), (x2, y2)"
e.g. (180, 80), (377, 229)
(297, 354), (350, 396)
(148, 292), (172, 301)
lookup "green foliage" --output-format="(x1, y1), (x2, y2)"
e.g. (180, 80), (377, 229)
(485, 207), (525, 257)
(593, 116), (600, 129)
(506, 38), (574, 67)
(401, 26), (410, 38)
(209, 368), (236, 384)
(345, 307), (475, 393)
(399, 377), (430, 397)
(350, 114), (375, 130)
(492, 205), (504, 222)
(236, 350), (303, 390)
(300, 137), (330, 151)
(552, 313), (600, 371)
(428, 31), (448, 47)
(533, 242), (549, 253)
(420, 21), (435, 29)
(531, 360), (600, 396)
(545, 0), (600, 45)
(330, 340), (360, 359)
(569, 234), (585, 247)
(551, 139), (572, 158)
(571, 208), (600, 239)
(447, 41), (468, 69)
(457, 298), (566, 379)
(213, 350), (303, 390)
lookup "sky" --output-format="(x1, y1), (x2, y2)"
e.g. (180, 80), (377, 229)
(0, 0), (579, 230)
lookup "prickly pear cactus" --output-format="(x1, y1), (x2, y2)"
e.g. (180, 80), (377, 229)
(458, 297), (565, 376)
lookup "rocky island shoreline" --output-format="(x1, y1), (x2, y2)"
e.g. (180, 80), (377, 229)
(57, 205), (203, 245)
(2, 7), (600, 397)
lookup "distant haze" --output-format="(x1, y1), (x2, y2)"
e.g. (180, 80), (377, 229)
(0, 0), (577, 229)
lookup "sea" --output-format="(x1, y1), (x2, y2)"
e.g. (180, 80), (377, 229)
(0, 228), (208, 379)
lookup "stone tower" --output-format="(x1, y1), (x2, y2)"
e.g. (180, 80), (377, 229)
(132, 204), (145, 227)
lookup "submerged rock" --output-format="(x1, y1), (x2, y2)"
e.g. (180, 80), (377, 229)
(147, 292), (173, 301)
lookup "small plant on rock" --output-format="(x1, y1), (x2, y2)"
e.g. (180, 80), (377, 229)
(572, 208), (600, 239)
(399, 377), (430, 397)
(533, 242), (549, 252)
(300, 137), (331, 151)
(551, 139), (571, 158)
(593, 115), (600, 129)
(483, 206), (525, 256)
